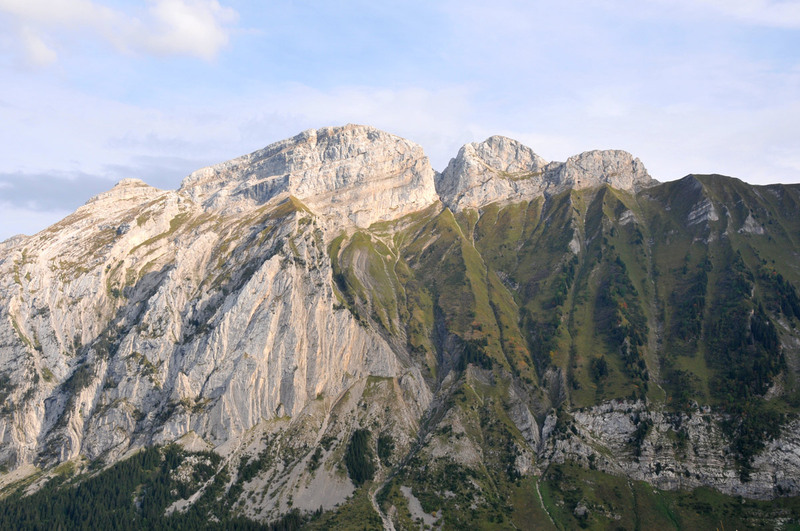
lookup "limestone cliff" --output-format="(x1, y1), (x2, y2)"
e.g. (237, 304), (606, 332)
(437, 135), (656, 211)
(0, 149), (431, 506)
(179, 124), (438, 227)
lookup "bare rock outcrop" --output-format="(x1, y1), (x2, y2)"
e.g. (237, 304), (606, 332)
(179, 124), (438, 227)
(540, 401), (800, 499)
(0, 125), (441, 479)
(437, 136), (657, 211)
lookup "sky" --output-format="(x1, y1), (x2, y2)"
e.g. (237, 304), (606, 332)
(0, 0), (799, 240)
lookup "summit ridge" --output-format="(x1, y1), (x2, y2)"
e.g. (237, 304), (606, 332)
(178, 124), (438, 227)
(170, 124), (654, 227)
(436, 135), (656, 211)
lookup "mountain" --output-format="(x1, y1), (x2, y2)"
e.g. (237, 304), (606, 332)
(1, 124), (799, 529)
(436, 135), (654, 211)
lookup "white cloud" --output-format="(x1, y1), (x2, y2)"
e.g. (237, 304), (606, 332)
(144, 0), (236, 59)
(19, 25), (56, 66)
(0, 0), (237, 64)
(0, 0), (115, 26)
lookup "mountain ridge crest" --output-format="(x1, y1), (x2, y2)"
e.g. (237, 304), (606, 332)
(87, 125), (659, 230)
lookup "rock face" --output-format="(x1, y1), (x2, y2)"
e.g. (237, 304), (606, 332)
(541, 401), (800, 500)
(435, 136), (549, 211)
(179, 124), (438, 227)
(0, 141), (430, 484)
(555, 149), (653, 192)
(437, 136), (656, 210)
(1, 125), (799, 527)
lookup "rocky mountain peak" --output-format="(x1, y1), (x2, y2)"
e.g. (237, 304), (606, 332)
(88, 177), (154, 197)
(437, 138), (657, 211)
(436, 136), (549, 212)
(82, 178), (165, 212)
(115, 177), (149, 187)
(179, 124), (437, 227)
(556, 149), (654, 191)
(461, 135), (549, 176)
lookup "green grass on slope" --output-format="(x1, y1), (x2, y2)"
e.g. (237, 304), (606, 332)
(469, 187), (659, 406)
(332, 231), (404, 333)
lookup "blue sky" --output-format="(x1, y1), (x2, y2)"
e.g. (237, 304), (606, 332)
(1, 0), (799, 240)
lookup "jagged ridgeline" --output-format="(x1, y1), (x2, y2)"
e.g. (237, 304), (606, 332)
(1, 125), (799, 529)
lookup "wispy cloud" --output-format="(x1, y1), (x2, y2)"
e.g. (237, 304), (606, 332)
(18, 25), (57, 66)
(142, 0), (237, 59)
(0, 0), (237, 65)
